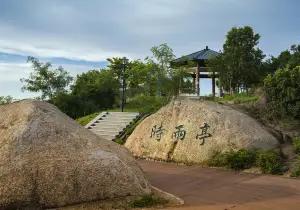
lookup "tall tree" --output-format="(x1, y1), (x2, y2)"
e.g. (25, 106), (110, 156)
(21, 56), (73, 100)
(150, 43), (175, 95)
(151, 43), (175, 76)
(209, 26), (265, 94)
(262, 44), (300, 74)
(72, 69), (118, 108)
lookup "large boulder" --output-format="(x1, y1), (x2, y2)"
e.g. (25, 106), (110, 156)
(0, 100), (151, 209)
(125, 99), (279, 164)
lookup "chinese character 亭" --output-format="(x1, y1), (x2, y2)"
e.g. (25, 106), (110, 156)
(196, 122), (212, 145)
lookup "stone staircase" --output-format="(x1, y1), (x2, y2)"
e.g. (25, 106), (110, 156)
(85, 112), (140, 141)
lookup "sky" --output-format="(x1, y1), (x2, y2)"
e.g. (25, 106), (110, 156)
(0, 0), (299, 98)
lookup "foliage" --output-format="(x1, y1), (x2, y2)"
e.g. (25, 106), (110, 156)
(208, 151), (228, 167)
(130, 194), (167, 208)
(150, 43), (176, 96)
(292, 137), (300, 154)
(169, 67), (194, 95)
(264, 66), (300, 119)
(256, 150), (283, 174)
(291, 157), (300, 177)
(126, 59), (160, 97)
(208, 26), (265, 94)
(263, 44), (300, 74)
(0, 96), (13, 105)
(114, 138), (126, 145)
(217, 93), (258, 104)
(51, 93), (98, 119)
(209, 149), (284, 174)
(125, 95), (169, 114)
(151, 43), (175, 76)
(21, 56), (73, 100)
(52, 69), (119, 119)
(225, 149), (257, 170)
(76, 112), (99, 126)
(72, 69), (118, 108)
(208, 149), (256, 170)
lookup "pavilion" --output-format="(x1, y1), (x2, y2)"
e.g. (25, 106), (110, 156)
(171, 46), (220, 97)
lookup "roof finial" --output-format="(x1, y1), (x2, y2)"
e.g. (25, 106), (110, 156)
(206, 46), (209, 50)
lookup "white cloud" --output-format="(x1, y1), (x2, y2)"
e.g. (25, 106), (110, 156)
(0, 0), (299, 99)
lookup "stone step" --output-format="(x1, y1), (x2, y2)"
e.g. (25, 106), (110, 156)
(98, 118), (134, 123)
(91, 129), (117, 136)
(93, 129), (121, 134)
(86, 111), (140, 141)
(94, 134), (116, 140)
(101, 117), (137, 121)
(92, 121), (131, 126)
(94, 125), (126, 129)
(108, 112), (139, 115)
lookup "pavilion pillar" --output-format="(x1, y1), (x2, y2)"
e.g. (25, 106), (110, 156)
(218, 78), (223, 97)
(212, 71), (216, 97)
(196, 63), (200, 96)
(192, 75), (196, 92)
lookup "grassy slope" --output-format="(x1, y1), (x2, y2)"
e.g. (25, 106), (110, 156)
(76, 112), (100, 126)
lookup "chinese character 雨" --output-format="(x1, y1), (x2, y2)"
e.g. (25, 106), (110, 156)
(172, 125), (186, 141)
(196, 122), (212, 145)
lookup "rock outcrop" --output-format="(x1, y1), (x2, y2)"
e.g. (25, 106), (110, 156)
(125, 99), (279, 164)
(0, 100), (151, 209)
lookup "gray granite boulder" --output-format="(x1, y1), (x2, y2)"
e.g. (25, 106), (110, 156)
(125, 98), (279, 164)
(0, 100), (151, 209)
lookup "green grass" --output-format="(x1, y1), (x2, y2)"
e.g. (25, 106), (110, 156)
(76, 112), (99, 126)
(217, 93), (259, 104)
(130, 194), (167, 208)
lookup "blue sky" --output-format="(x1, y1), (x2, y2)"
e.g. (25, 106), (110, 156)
(0, 0), (299, 98)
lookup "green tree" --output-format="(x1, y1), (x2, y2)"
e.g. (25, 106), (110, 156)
(21, 56), (73, 100)
(151, 43), (175, 75)
(72, 69), (118, 108)
(262, 44), (300, 74)
(150, 43), (175, 96)
(52, 69), (119, 118)
(0, 96), (13, 105)
(209, 26), (265, 94)
(264, 66), (300, 119)
(288, 44), (300, 68)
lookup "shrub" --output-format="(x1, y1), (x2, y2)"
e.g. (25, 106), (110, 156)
(292, 137), (300, 154)
(291, 157), (300, 177)
(264, 66), (300, 119)
(208, 149), (256, 170)
(256, 150), (283, 174)
(114, 138), (125, 145)
(130, 194), (167, 208)
(225, 149), (257, 170)
(208, 151), (228, 167)
(0, 96), (13, 105)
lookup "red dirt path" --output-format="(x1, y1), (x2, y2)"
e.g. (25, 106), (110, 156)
(138, 160), (300, 210)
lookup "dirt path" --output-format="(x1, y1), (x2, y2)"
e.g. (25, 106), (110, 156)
(138, 160), (300, 210)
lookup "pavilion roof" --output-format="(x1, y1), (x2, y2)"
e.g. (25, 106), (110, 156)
(172, 46), (220, 63)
